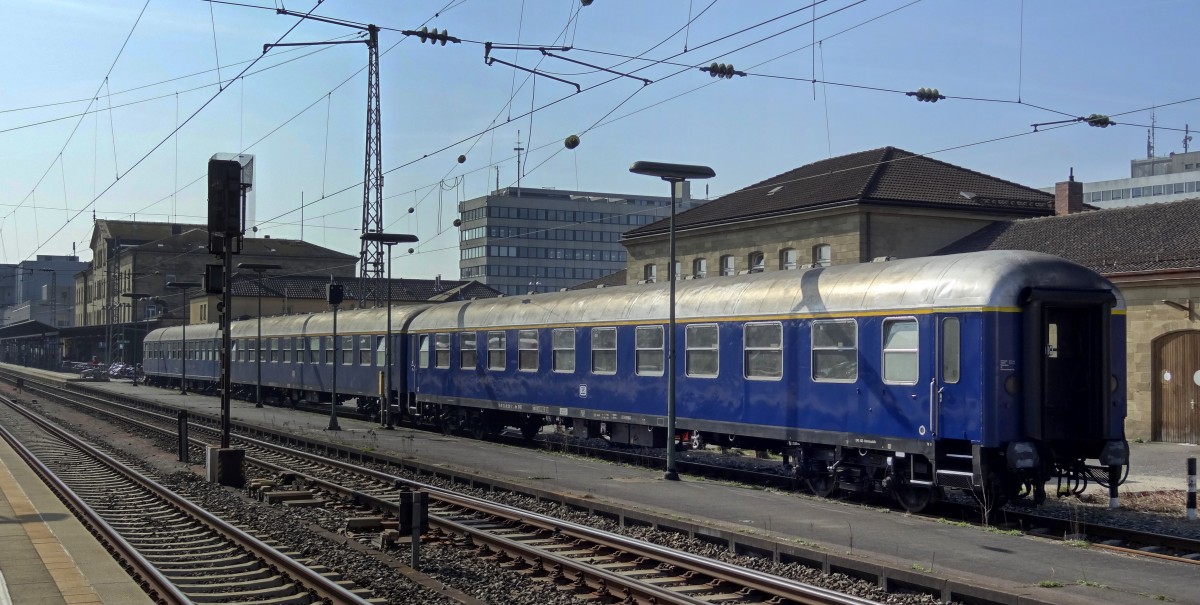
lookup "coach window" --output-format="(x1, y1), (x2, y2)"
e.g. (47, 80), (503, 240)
(270, 339), (279, 362)
(487, 331), (506, 370)
(518, 330), (538, 371)
(358, 335), (372, 365)
(635, 326), (664, 376)
(812, 319), (857, 381)
(552, 328), (575, 372)
(283, 338), (293, 363)
(232, 340), (240, 362)
(941, 318), (961, 384)
(435, 333), (451, 368)
(309, 337), (321, 363)
(686, 324), (719, 377)
(882, 318), (919, 384)
(460, 333), (478, 369)
(591, 327), (617, 374)
(417, 335), (430, 368)
(375, 336), (386, 366)
(248, 339), (257, 363)
(341, 336), (354, 365)
(744, 322), (783, 380)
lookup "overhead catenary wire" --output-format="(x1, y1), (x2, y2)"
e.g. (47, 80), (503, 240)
(14, 1), (328, 263)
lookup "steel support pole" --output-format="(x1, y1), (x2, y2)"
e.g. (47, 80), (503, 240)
(180, 305), (188, 395)
(665, 182), (679, 481)
(384, 245), (394, 429)
(220, 231), (234, 449)
(255, 279), (264, 408)
(328, 304), (341, 431)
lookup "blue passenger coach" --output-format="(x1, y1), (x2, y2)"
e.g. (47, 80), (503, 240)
(405, 251), (1127, 510)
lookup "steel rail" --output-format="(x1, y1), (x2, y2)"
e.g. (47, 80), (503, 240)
(0, 419), (189, 605)
(0, 395), (372, 605)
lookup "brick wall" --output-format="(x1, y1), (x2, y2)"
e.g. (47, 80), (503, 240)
(1114, 277), (1200, 440)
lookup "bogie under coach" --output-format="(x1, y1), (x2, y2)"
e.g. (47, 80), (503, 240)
(144, 251), (1128, 511)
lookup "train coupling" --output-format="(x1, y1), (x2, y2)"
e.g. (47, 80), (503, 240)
(1099, 439), (1129, 467)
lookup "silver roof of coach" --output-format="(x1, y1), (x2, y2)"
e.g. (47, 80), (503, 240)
(408, 251), (1124, 331)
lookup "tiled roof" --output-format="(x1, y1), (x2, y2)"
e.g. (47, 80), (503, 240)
(937, 198), (1200, 274)
(625, 147), (1054, 238)
(94, 219), (356, 261)
(567, 269), (628, 290)
(228, 275), (502, 302)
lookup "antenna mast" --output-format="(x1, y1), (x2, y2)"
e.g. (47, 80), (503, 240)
(514, 130), (525, 198)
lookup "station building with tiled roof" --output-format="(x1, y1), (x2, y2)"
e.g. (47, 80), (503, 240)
(621, 147), (1058, 283)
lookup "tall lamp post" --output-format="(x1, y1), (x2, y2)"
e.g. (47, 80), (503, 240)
(166, 281), (202, 394)
(629, 161), (715, 481)
(360, 231), (419, 429)
(237, 263), (282, 408)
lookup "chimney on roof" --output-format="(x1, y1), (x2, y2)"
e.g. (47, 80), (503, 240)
(434, 274), (442, 291)
(1054, 168), (1083, 216)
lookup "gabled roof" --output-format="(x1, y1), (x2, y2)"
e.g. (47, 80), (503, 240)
(226, 275), (502, 302)
(567, 269), (628, 290)
(625, 147), (1054, 238)
(91, 219), (356, 262)
(937, 197), (1200, 274)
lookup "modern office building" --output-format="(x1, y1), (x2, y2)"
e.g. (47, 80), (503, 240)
(0, 255), (88, 328)
(458, 186), (708, 296)
(1039, 149), (1200, 209)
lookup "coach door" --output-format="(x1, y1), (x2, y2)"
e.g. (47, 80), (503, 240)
(1022, 289), (1113, 443)
(1153, 330), (1200, 443)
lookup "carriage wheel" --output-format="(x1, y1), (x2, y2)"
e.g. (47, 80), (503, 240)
(896, 484), (936, 513)
(520, 418), (542, 440)
(806, 473), (837, 498)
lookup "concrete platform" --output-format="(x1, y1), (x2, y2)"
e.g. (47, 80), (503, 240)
(0, 429), (155, 605)
(5, 364), (1198, 604)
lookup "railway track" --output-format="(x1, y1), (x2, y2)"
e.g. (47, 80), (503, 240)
(0, 394), (377, 605)
(5, 369), (887, 605)
(4, 365), (1198, 598)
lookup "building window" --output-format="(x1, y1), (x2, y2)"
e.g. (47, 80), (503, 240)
(744, 322), (782, 379)
(686, 324), (719, 377)
(435, 333), (451, 368)
(518, 329), (538, 371)
(552, 328), (575, 372)
(812, 319), (857, 381)
(720, 255), (735, 276)
(674, 260), (682, 280)
(487, 331), (506, 370)
(748, 252), (765, 273)
(460, 333), (478, 369)
(635, 326), (664, 376)
(780, 248), (797, 270)
(813, 244), (832, 267)
(643, 264), (657, 283)
(591, 327), (617, 374)
(693, 258), (707, 278)
(882, 318), (919, 384)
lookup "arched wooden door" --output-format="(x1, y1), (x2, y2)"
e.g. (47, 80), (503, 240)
(1153, 330), (1200, 443)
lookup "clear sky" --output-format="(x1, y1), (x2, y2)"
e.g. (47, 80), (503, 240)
(1, 0), (1196, 279)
